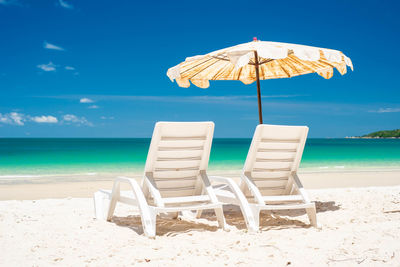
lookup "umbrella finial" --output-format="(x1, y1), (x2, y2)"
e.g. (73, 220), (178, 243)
(253, 37), (258, 41)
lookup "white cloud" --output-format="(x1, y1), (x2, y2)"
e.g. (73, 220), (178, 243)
(370, 108), (400, 113)
(88, 105), (99, 109)
(30, 115), (58, 123)
(0, 112), (95, 126)
(10, 112), (24, 125)
(63, 114), (78, 122)
(62, 114), (92, 126)
(0, 114), (11, 124)
(100, 116), (114, 120)
(65, 66), (75, 70)
(37, 62), (57, 72)
(76, 94), (305, 104)
(38, 94), (305, 103)
(80, 98), (94, 103)
(0, 112), (25, 125)
(58, 0), (73, 9)
(43, 41), (64, 51)
(108, 94), (306, 106)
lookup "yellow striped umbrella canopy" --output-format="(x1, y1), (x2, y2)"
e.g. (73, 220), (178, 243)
(167, 39), (353, 123)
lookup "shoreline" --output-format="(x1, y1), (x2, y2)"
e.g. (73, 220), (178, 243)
(1, 166), (400, 180)
(1, 169), (399, 200)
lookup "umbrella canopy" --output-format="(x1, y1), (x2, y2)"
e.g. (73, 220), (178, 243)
(167, 39), (353, 123)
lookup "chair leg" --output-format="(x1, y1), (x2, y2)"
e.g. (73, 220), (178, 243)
(250, 206), (260, 231)
(239, 205), (259, 232)
(180, 210), (198, 219)
(214, 206), (226, 230)
(306, 204), (318, 228)
(142, 208), (157, 238)
(195, 209), (203, 218)
(106, 193), (118, 221)
(93, 191), (105, 220)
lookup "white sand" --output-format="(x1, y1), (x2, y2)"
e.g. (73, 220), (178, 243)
(1, 186), (400, 266)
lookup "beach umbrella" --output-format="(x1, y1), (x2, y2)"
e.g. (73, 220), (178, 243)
(167, 38), (353, 124)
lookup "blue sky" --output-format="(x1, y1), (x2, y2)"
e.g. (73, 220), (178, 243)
(0, 0), (399, 138)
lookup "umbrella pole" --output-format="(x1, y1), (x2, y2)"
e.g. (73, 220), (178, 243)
(254, 51), (263, 124)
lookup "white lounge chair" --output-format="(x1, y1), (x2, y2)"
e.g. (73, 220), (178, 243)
(93, 122), (226, 237)
(210, 124), (318, 232)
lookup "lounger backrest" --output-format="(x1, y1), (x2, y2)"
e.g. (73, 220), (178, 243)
(143, 122), (214, 198)
(242, 124), (308, 197)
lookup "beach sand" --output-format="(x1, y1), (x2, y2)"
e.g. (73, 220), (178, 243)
(1, 171), (400, 266)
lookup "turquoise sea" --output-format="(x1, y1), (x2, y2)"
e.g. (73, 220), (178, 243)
(0, 138), (399, 182)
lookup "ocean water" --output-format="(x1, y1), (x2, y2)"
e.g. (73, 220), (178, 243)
(0, 138), (399, 182)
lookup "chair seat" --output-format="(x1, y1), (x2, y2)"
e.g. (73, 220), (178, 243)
(99, 189), (133, 198)
(99, 189), (219, 212)
(153, 202), (221, 212)
(262, 195), (304, 202)
(213, 184), (306, 205)
(255, 202), (314, 210)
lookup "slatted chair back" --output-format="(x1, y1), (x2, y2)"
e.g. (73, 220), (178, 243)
(242, 124), (308, 197)
(142, 122), (214, 198)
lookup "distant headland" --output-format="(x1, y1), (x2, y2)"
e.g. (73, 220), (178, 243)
(346, 129), (400, 139)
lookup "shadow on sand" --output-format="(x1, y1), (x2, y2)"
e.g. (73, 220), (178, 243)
(112, 215), (219, 236)
(111, 200), (341, 235)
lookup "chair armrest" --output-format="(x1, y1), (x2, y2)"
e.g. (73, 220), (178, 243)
(291, 173), (311, 203)
(209, 175), (247, 203)
(209, 175), (258, 232)
(143, 172), (165, 207)
(240, 173), (264, 205)
(108, 176), (154, 220)
(114, 176), (148, 203)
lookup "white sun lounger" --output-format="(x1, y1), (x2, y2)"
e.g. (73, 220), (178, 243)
(209, 124), (318, 232)
(93, 122), (226, 237)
